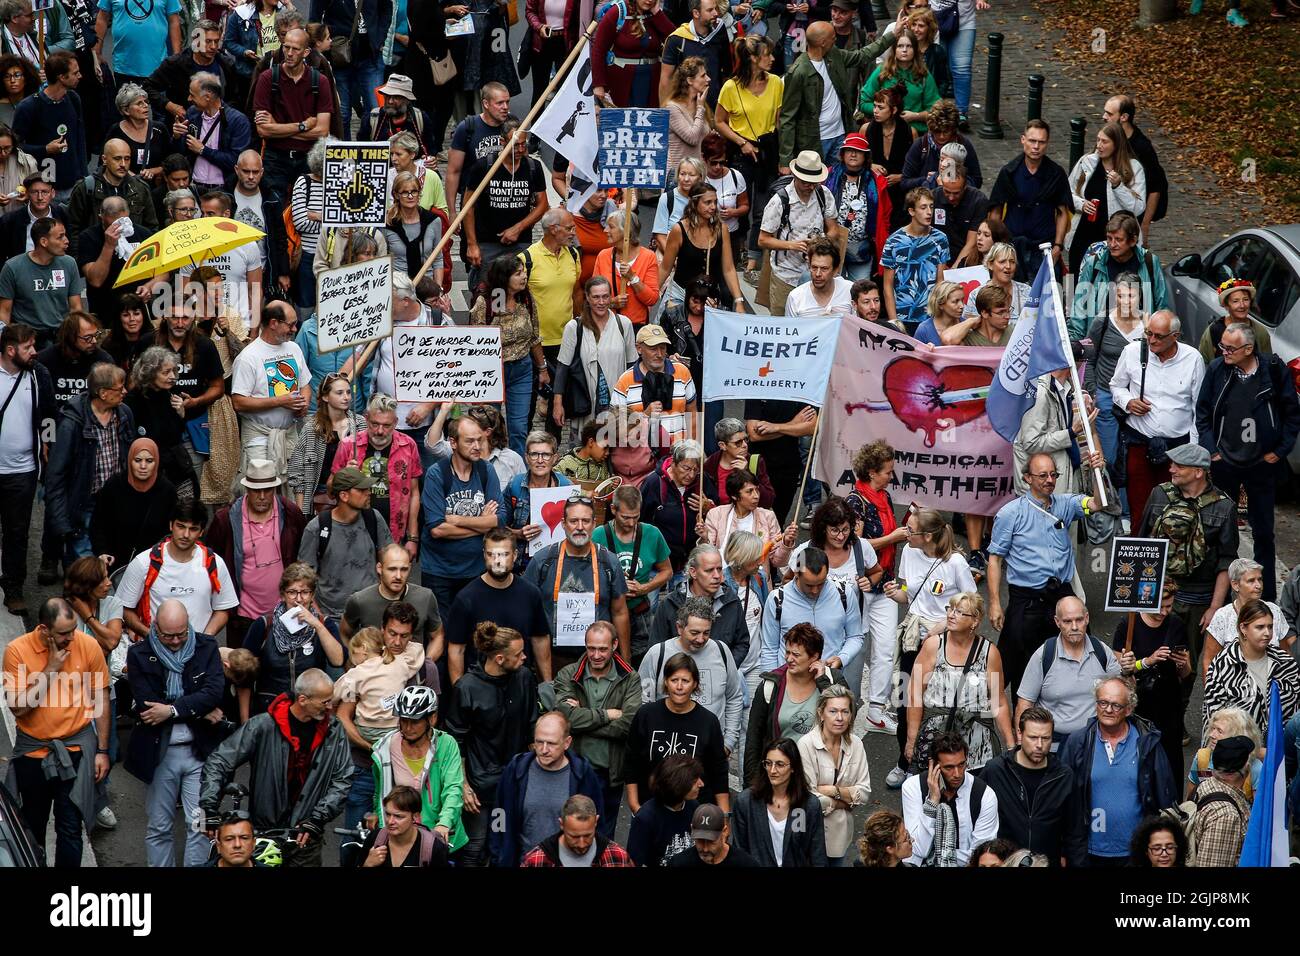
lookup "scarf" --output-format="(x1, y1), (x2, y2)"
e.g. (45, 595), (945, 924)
(148, 623), (197, 702)
(923, 795), (960, 867)
(855, 479), (897, 571)
(270, 600), (314, 655)
(126, 436), (161, 492)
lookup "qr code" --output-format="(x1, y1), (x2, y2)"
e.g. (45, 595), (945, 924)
(323, 145), (389, 225)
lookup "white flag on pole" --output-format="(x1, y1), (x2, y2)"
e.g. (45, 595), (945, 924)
(531, 45), (600, 208)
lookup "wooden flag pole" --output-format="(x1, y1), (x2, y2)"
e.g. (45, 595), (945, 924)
(1123, 612), (1136, 653)
(619, 188), (636, 298)
(1039, 242), (1108, 509)
(697, 407), (705, 527)
(348, 21), (599, 379)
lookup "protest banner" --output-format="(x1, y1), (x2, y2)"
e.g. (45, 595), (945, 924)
(528, 485), (575, 556)
(533, 45), (600, 207)
(942, 265), (991, 304)
(1104, 537), (1168, 614)
(815, 312), (1017, 516)
(323, 142), (390, 227)
(597, 108), (670, 189)
(316, 256), (393, 353)
(701, 307), (840, 407)
(391, 325), (503, 403)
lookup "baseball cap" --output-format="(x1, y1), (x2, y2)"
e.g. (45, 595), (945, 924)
(332, 466), (376, 493)
(636, 324), (672, 347)
(690, 803), (726, 840)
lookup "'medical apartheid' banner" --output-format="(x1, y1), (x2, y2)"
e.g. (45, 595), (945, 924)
(814, 313), (1018, 516)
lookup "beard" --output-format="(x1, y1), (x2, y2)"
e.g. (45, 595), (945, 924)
(486, 564), (511, 581)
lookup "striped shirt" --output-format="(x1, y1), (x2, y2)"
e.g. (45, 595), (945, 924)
(612, 359), (696, 445)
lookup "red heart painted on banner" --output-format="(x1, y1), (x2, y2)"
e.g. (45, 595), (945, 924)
(960, 280), (982, 302)
(881, 357), (993, 448)
(540, 500), (566, 533)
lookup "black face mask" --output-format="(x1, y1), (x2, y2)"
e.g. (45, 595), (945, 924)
(641, 370), (674, 410)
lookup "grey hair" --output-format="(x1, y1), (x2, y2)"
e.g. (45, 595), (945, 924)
(164, 189), (196, 217)
(191, 71), (223, 99)
(1001, 850), (1050, 868)
(1147, 309), (1181, 336)
(114, 82), (149, 116)
(1223, 322), (1255, 348)
(525, 429), (558, 451)
(392, 271), (418, 302)
(723, 529), (765, 575)
(671, 438), (703, 465)
(306, 138), (331, 177)
(676, 595), (715, 627)
(560, 794), (599, 821)
(130, 346), (178, 391)
(366, 392), (398, 416)
(607, 207), (640, 236)
(687, 543), (721, 572)
(984, 241), (1017, 268)
(389, 130), (420, 155)
(99, 195), (128, 219)
(1094, 675), (1138, 711)
(276, 7), (306, 29)
(348, 231), (380, 258)
(1228, 557), (1263, 584)
(0, 0), (31, 21)
(540, 208), (567, 231)
(89, 361), (124, 395)
(1205, 706), (1262, 748)
(713, 417), (746, 443)
(293, 668), (333, 699)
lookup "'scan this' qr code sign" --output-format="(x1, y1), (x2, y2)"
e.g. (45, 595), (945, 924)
(323, 142), (390, 227)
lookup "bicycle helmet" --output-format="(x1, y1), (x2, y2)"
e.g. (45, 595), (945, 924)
(252, 838), (283, 868)
(392, 685), (438, 719)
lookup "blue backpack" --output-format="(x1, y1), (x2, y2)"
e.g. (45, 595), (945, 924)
(596, 0), (632, 63)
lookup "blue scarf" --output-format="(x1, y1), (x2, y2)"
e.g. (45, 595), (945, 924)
(148, 624), (197, 702)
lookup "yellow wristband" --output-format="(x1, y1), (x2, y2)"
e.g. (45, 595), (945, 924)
(1081, 499), (1092, 516)
(1134, 659), (1144, 672)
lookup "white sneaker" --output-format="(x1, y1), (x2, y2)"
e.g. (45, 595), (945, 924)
(96, 806), (118, 829)
(863, 711), (898, 735)
(885, 766), (908, 789)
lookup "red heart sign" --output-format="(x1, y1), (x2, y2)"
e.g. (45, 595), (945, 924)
(540, 500), (566, 533)
(881, 357), (993, 448)
(960, 280), (982, 302)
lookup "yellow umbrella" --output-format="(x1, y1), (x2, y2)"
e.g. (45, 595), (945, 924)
(114, 217), (266, 287)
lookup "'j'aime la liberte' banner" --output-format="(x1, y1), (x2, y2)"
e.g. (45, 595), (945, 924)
(814, 313), (1018, 516)
(701, 308), (840, 407)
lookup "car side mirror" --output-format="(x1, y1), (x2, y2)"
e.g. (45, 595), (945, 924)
(1172, 254), (1202, 278)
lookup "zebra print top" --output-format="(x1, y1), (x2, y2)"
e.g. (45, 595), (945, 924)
(1203, 641), (1300, 741)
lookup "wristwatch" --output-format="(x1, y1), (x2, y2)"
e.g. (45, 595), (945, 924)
(297, 120), (308, 133)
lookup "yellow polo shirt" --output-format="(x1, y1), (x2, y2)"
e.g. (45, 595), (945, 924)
(523, 240), (579, 347)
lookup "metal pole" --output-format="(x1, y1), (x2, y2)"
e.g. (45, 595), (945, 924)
(1068, 117), (1088, 174)
(978, 33), (1005, 140)
(1027, 74), (1044, 124)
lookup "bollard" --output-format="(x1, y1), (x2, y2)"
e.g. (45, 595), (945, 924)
(1024, 73), (1045, 124)
(1027, 74), (1045, 124)
(978, 33), (1005, 140)
(1069, 117), (1088, 173)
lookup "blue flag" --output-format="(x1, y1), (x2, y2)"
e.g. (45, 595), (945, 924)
(1239, 681), (1289, 866)
(984, 256), (1072, 443)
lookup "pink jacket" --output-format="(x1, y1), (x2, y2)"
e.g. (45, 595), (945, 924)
(331, 429), (422, 542)
(702, 504), (790, 575)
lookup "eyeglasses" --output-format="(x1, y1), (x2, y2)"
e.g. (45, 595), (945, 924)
(947, 608), (978, 620)
(101, 383), (128, 394)
(397, 189), (420, 198)
(157, 629), (189, 641)
(1148, 844), (1177, 856)
(77, 332), (101, 344)
(1144, 329), (1174, 341)
(725, 436), (748, 445)
(526, 451), (553, 460)
(1218, 342), (1249, 355)
(1028, 471), (1060, 480)
(569, 495), (594, 506)
(1096, 700), (1128, 712)
(761, 759), (790, 770)
(284, 588), (314, 599)
(3, 71), (24, 80)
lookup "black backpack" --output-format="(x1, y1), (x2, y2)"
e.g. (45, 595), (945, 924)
(769, 177), (829, 239)
(1040, 635), (1111, 679)
(316, 508), (380, 564)
(271, 62), (320, 102)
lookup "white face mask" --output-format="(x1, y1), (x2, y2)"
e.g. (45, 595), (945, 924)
(485, 551), (513, 577)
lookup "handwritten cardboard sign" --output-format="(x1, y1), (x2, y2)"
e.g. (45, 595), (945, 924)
(391, 325), (503, 403)
(316, 256), (393, 353)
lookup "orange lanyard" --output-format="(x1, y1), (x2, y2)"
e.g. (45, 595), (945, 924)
(552, 541), (599, 604)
